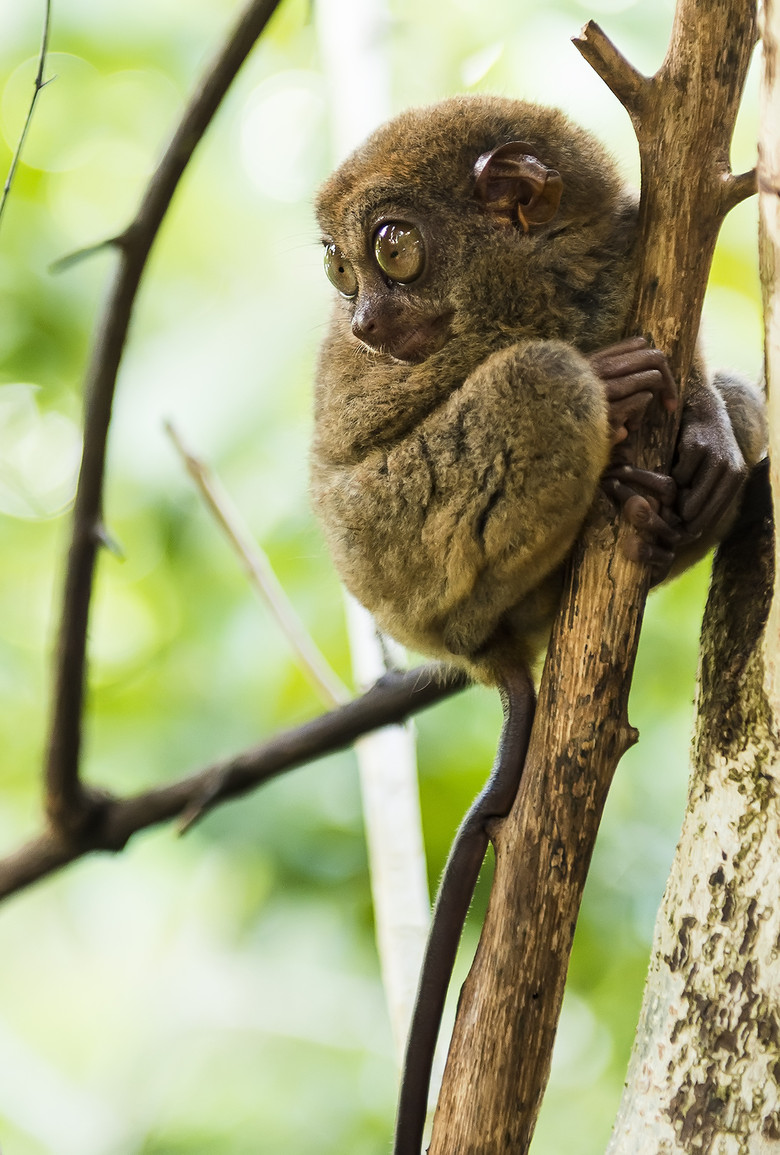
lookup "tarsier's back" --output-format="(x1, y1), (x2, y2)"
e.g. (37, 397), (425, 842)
(311, 95), (639, 682)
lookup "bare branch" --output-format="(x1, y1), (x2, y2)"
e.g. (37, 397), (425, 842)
(0, 664), (467, 902)
(0, 0), (52, 235)
(166, 422), (350, 709)
(572, 20), (649, 117)
(43, 0), (284, 839)
(49, 236), (122, 274)
(723, 167), (758, 213)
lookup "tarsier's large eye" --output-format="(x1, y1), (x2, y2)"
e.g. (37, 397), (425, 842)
(373, 222), (425, 283)
(324, 243), (358, 297)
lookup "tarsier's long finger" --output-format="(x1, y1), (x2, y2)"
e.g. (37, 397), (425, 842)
(591, 338), (677, 411)
(621, 494), (681, 546)
(674, 448), (743, 525)
(607, 392), (653, 443)
(589, 336), (646, 375)
(604, 464), (677, 507)
(671, 440), (707, 492)
(605, 369), (671, 403)
(622, 531), (676, 573)
(680, 467), (743, 537)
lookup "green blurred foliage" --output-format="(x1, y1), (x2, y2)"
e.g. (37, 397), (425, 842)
(0, 0), (761, 1152)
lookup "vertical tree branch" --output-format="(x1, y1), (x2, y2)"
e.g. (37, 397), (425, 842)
(44, 0), (283, 838)
(428, 3), (757, 1151)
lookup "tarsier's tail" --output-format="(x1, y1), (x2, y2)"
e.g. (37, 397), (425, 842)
(392, 663), (535, 1155)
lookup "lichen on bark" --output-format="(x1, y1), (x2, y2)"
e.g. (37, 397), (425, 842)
(609, 475), (780, 1155)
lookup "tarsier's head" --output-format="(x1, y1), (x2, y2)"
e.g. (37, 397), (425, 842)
(315, 95), (624, 364)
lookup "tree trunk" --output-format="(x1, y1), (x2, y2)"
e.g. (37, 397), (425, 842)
(608, 469), (778, 1151)
(609, 2), (780, 1146)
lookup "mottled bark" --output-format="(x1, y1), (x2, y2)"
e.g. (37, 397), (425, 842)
(609, 471), (778, 1153)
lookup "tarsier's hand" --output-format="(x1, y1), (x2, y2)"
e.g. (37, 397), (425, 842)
(590, 337), (681, 575)
(592, 337), (750, 579)
(589, 336), (678, 445)
(601, 463), (681, 575)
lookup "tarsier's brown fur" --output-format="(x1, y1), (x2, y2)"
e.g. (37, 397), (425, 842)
(311, 95), (766, 1153)
(311, 95), (765, 684)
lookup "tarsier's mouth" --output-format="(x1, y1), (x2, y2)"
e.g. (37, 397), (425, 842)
(369, 311), (454, 364)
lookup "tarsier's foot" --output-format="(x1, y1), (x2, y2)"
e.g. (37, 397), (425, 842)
(602, 464), (684, 577)
(593, 335), (752, 577)
(672, 409), (747, 538)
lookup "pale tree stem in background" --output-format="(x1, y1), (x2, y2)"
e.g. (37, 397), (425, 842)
(761, 0), (780, 714)
(165, 422), (349, 709)
(316, 0), (433, 1065)
(346, 599), (432, 1063)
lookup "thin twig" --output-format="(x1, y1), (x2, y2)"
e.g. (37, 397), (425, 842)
(43, 0), (284, 839)
(0, 0), (52, 235)
(49, 236), (122, 274)
(0, 664), (468, 902)
(166, 422), (350, 709)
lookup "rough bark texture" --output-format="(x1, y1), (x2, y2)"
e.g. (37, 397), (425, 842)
(428, 2), (757, 1151)
(608, 473), (778, 1154)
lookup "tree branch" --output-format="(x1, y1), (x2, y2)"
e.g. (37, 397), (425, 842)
(571, 20), (649, 117)
(166, 422), (350, 709)
(0, 0), (52, 234)
(43, 0), (283, 840)
(0, 664), (467, 902)
(429, 1), (757, 1150)
(723, 168), (757, 213)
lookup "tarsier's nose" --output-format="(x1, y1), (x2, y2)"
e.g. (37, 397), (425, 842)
(351, 303), (387, 349)
(351, 314), (379, 347)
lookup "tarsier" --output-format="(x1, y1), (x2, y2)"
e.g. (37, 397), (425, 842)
(310, 95), (766, 1153)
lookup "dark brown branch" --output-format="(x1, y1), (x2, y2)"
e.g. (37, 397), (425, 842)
(44, 0), (283, 839)
(0, 0), (52, 233)
(49, 236), (121, 274)
(429, 1), (757, 1150)
(0, 665), (467, 902)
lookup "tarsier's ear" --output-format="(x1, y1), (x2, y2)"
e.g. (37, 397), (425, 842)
(473, 141), (563, 232)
